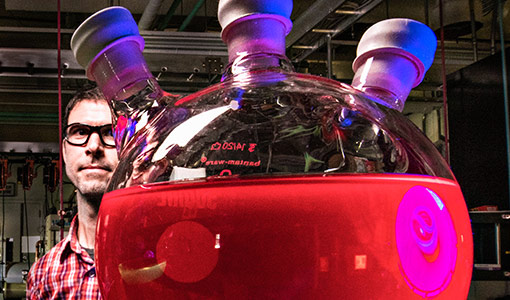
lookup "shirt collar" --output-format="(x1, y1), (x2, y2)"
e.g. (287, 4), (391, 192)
(60, 215), (95, 265)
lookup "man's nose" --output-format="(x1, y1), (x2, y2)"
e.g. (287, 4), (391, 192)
(86, 132), (104, 152)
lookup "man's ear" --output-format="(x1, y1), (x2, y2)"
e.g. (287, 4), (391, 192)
(62, 142), (68, 165)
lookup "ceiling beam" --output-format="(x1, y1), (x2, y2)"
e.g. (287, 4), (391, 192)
(290, 0), (384, 62)
(286, 0), (349, 47)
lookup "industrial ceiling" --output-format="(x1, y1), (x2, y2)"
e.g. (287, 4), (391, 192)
(0, 0), (507, 151)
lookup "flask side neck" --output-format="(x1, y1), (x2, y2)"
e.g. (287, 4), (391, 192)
(352, 50), (422, 112)
(87, 38), (162, 101)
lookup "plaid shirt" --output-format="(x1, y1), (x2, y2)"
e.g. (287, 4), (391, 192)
(26, 216), (101, 299)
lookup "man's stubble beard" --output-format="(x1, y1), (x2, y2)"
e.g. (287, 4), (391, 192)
(74, 174), (110, 213)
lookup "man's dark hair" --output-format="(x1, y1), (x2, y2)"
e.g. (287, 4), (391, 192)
(63, 82), (106, 129)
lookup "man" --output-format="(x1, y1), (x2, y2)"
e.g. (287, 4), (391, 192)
(27, 85), (119, 299)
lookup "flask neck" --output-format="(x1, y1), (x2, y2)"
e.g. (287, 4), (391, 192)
(88, 38), (163, 101)
(222, 52), (294, 81)
(221, 15), (294, 79)
(87, 39), (172, 154)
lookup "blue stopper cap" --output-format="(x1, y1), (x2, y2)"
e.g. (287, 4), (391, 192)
(71, 6), (144, 70)
(355, 18), (437, 73)
(218, 0), (293, 34)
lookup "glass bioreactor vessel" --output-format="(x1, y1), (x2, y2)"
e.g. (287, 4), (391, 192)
(70, 1), (473, 298)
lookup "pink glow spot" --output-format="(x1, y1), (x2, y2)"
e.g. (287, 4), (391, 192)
(396, 186), (457, 297)
(156, 221), (219, 283)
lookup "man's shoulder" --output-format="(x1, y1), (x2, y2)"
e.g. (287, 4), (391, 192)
(26, 240), (64, 297)
(30, 238), (70, 274)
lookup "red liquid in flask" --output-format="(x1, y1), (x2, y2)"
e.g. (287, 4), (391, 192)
(96, 174), (472, 299)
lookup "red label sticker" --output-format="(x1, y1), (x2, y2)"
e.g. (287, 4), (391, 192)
(204, 160), (260, 167)
(210, 142), (257, 152)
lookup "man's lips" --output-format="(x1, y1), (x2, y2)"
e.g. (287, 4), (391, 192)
(79, 165), (112, 172)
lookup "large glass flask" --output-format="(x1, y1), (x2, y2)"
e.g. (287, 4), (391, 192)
(71, 2), (473, 299)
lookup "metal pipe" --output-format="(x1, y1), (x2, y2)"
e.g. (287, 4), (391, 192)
(491, 6), (498, 55)
(330, 40), (358, 46)
(23, 189), (30, 267)
(57, 0), (64, 241)
(425, 0), (429, 26)
(19, 203), (23, 263)
(0, 102), (58, 106)
(335, 9), (362, 15)
(291, 45), (317, 49)
(138, 0), (164, 30)
(498, 0), (510, 209)
(439, 0), (450, 163)
(312, 29), (338, 33)
(326, 34), (332, 79)
(436, 108), (443, 148)
(0, 88), (75, 94)
(422, 113), (427, 138)
(178, 0), (206, 32)
(0, 112), (58, 119)
(157, 0), (183, 31)
(0, 26), (74, 34)
(469, 0), (479, 61)
(0, 112), (58, 124)
(1, 192), (4, 283)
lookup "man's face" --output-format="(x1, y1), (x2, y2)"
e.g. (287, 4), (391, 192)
(63, 99), (119, 199)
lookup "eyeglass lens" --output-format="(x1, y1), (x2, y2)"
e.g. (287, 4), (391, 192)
(66, 124), (115, 146)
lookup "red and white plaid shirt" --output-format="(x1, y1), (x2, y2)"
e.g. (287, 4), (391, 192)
(26, 216), (101, 299)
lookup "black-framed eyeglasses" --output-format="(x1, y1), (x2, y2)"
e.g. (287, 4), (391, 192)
(64, 123), (115, 147)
